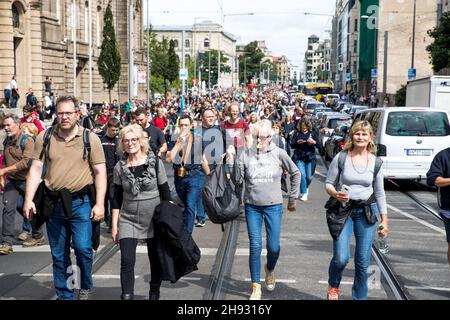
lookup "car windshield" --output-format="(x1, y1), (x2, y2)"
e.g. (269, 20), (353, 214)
(386, 111), (450, 136)
(306, 103), (324, 110)
(328, 118), (351, 130)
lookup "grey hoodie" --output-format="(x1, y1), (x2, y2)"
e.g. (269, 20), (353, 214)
(238, 142), (301, 206)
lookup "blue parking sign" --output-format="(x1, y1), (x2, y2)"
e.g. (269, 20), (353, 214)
(371, 68), (377, 79)
(408, 68), (416, 80)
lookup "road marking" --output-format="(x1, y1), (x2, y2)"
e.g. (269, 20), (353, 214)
(11, 245), (106, 253)
(136, 247), (267, 256)
(245, 278), (296, 283)
(405, 285), (450, 292)
(387, 204), (446, 235)
(23, 273), (202, 282)
(318, 280), (353, 285)
(0, 273), (4, 278)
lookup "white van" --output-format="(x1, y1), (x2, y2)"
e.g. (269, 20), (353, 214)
(353, 107), (450, 180)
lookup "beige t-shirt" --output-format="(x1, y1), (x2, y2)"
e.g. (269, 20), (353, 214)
(33, 125), (105, 192)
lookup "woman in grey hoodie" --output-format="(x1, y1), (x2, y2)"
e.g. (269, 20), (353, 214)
(237, 119), (301, 300)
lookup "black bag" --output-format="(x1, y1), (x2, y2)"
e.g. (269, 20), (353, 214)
(202, 160), (241, 224)
(325, 151), (383, 239)
(281, 172), (288, 193)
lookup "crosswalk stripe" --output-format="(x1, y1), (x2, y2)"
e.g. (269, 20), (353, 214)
(318, 280), (353, 285)
(244, 278), (296, 283)
(405, 285), (450, 292)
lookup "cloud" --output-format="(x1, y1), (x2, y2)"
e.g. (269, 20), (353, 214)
(146, 0), (335, 65)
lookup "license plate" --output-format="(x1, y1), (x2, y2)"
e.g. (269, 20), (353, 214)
(406, 149), (432, 156)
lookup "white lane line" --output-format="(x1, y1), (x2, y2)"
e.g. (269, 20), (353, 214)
(0, 273), (4, 278)
(405, 285), (450, 292)
(387, 204), (446, 235)
(22, 273), (202, 281)
(315, 172), (327, 178)
(318, 280), (353, 285)
(137, 247), (266, 256)
(244, 278), (296, 283)
(11, 245), (106, 253)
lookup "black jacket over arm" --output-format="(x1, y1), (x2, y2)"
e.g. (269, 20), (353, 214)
(426, 148), (450, 210)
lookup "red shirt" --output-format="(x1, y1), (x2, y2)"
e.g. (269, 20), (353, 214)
(152, 116), (168, 131)
(221, 119), (250, 149)
(20, 115), (44, 133)
(97, 115), (109, 125)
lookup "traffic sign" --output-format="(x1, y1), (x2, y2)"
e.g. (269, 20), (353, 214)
(337, 63), (344, 72)
(408, 68), (416, 80)
(138, 71), (146, 84)
(371, 68), (377, 79)
(179, 68), (188, 80)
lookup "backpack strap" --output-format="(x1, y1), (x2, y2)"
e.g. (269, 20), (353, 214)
(334, 150), (348, 187)
(372, 157), (383, 186)
(83, 128), (91, 161)
(39, 125), (56, 161)
(19, 134), (31, 152)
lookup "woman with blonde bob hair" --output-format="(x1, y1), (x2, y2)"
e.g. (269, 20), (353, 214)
(324, 120), (388, 300)
(237, 119), (301, 300)
(111, 124), (172, 300)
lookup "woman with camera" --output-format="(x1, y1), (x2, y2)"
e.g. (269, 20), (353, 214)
(290, 118), (318, 201)
(324, 120), (388, 300)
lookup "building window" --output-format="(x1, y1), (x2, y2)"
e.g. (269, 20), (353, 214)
(354, 19), (358, 32)
(173, 39), (179, 48)
(12, 4), (20, 29)
(353, 39), (358, 53)
(185, 39), (190, 48)
(185, 54), (190, 64)
(204, 38), (210, 48)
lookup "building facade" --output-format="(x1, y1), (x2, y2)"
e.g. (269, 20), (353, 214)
(152, 20), (237, 88)
(0, 0), (146, 106)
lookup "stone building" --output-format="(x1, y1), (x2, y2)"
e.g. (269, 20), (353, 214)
(0, 0), (146, 107)
(152, 20), (238, 88)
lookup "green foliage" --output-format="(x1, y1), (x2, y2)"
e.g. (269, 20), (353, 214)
(238, 41), (265, 84)
(97, 1), (121, 101)
(195, 50), (230, 86)
(395, 85), (407, 106)
(427, 12), (450, 73)
(167, 39), (180, 84)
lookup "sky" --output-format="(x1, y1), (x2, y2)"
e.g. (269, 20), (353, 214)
(144, 0), (336, 67)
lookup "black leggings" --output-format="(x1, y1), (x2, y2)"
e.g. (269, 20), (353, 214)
(119, 238), (162, 295)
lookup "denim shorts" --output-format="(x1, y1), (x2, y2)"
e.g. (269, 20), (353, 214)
(440, 213), (450, 243)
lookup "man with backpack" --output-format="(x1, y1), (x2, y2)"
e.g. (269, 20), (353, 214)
(0, 114), (44, 255)
(23, 96), (107, 300)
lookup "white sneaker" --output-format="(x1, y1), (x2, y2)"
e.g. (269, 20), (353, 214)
(249, 283), (262, 300)
(300, 193), (308, 201)
(264, 265), (276, 291)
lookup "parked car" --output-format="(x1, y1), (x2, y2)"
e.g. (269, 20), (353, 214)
(317, 113), (352, 154)
(325, 94), (341, 108)
(323, 124), (351, 161)
(345, 104), (369, 115)
(304, 100), (326, 115)
(353, 107), (450, 180)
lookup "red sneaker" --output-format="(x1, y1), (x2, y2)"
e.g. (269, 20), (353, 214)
(327, 286), (340, 300)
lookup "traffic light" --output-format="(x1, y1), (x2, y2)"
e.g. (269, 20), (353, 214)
(326, 61), (330, 71)
(338, 63), (344, 72)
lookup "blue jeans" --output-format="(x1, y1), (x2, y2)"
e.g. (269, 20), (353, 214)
(296, 160), (313, 194)
(47, 195), (93, 300)
(175, 170), (206, 234)
(245, 203), (283, 283)
(196, 194), (206, 223)
(328, 207), (377, 300)
(11, 95), (18, 108)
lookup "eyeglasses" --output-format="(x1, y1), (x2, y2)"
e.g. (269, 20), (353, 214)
(123, 138), (139, 145)
(179, 124), (190, 127)
(56, 111), (76, 117)
(252, 135), (271, 141)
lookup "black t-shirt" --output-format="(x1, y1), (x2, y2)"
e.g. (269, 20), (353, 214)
(99, 133), (119, 172)
(144, 124), (166, 153)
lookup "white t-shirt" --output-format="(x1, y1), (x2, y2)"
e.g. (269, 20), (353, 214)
(10, 79), (17, 89)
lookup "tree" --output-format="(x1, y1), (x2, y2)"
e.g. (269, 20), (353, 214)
(97, 1), (121, 102)
(238, 41), (265, 85)
(395, 85), (407, 106)
(197, 50), (230, 87)
(167, 39), (180, 85)
(426, 12), (450, 73)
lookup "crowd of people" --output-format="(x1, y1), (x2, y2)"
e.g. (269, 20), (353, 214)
(0, 83), (447, 301)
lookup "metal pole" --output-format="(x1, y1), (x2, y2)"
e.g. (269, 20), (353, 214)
(72, 0), (77, 96)
(128, 0), (135, 101)
(411, 0), (416, 69)
(146, 0), (150, 104)
(115, 0), (121, 106)
(88, 0), (92, 107)
(182, 30), (185, 96)
(383, 31), (388, 97)
(208, 49), (211, 92)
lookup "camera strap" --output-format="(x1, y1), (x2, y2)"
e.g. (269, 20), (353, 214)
(181, 133), (194, 167)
